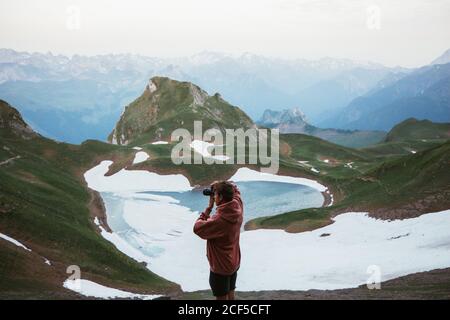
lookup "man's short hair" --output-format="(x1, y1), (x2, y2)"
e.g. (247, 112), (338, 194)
(214, 181), (234, 202)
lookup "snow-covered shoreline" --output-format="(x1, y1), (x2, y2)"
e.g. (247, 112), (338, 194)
(83, 161), (450, 293)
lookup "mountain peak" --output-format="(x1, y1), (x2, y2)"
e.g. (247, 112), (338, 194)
(108, 77), (254, 145)
(260, 108), (308, 126)
(0, 99), (37, 139)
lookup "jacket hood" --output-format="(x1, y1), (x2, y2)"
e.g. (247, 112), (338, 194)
(216, 198), (242, 224)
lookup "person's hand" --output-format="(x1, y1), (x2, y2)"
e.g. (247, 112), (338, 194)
(207, 194), (214, 210)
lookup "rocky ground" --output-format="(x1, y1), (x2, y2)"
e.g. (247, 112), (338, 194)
(179, 268), (450, 300)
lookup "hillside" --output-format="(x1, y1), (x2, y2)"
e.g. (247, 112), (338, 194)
(0, 99), (38, 139)
(258, 108), (386, 148)
(0, 100), (180, 298)
(248, 135), (450, 232)
(108, 77), (255, 145)
(385, 118), (450, 142)
(1, 97), (449, 299)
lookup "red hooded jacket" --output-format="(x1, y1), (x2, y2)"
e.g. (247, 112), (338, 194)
(193, 184), (243, 275)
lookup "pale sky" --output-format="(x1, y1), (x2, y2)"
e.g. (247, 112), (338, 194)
(1, 0), (449, 67)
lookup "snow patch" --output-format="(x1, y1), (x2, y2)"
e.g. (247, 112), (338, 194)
(345, 162), (354, 169)
(84, 160), (192, 192)
(132, 151), (150, 164)
(0, 233), (31, 252)
(151, 141), (168, 145)
(94, 215), (153, 265)
(63, 279), (161, 300)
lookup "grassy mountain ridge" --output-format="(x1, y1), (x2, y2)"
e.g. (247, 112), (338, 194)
(385, 117), (450, 142)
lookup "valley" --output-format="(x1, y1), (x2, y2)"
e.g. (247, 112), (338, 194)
(1, 71), (449, 299)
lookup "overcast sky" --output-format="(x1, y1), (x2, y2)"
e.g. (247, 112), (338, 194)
(1, 0), (449, 67)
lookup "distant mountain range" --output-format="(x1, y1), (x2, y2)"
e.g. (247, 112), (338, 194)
(321, 62), (450, 131)
(0, 48), (406, 143)
(0, 48), (449, 143)
(258, 108), (386, 148)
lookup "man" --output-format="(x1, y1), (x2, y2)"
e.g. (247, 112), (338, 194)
(193, 181), (243, 300)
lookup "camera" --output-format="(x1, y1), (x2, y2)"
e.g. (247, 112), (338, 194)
(202, 186), (214, 196)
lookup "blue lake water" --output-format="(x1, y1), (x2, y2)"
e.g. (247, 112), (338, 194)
(140, 181), (324, 223)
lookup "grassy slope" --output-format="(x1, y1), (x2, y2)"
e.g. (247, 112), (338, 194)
(0, 133), (180, 298)
(385, 118), (450, 142)
(2, 96), (449, 298)
(246, 133), (450, 232)
(313, 129), (386, 148)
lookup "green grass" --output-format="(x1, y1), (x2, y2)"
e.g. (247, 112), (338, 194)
(361, 138), (448, 157)
(385, 118), (450, 142)
(316, 129), (386, 148)
(2, 97), (449, 298)
(0, 134), (179, 298)
(251, 139), (450, 232)
(246, 207), (333, 233)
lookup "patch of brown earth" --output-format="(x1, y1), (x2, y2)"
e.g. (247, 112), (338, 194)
(15, 170), (53, 189)
(280, 141), (291, 157)
(88, 189), (111, 233)
(329, 188), (450, 221)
